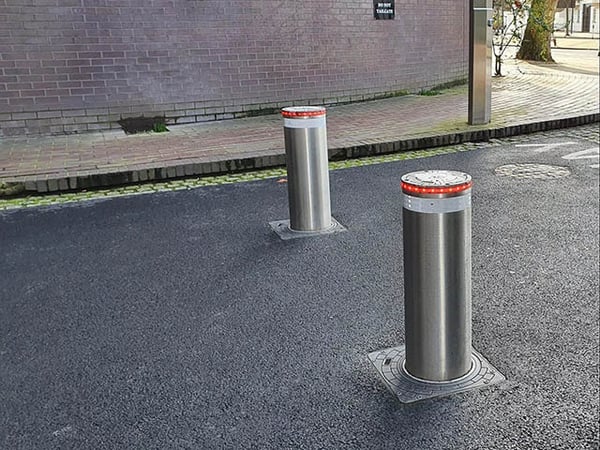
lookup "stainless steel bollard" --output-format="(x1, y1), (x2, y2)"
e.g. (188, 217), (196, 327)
(281, 106), (332, 232)
(368, 170), (504, 402)
(468, 0), (493, 125)
(401, 170), (473, 382)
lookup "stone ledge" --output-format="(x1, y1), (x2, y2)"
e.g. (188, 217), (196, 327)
(4, 113), (599, 194)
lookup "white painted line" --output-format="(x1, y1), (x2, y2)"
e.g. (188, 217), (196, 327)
(515, 142), (576, 153)
(562, 147), (600, 160)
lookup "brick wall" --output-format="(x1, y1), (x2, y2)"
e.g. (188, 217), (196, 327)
(0, 0), (469, 136)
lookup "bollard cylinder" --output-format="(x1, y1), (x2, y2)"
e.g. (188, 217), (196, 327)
(281, 106), (332, 232)
(468, 0), (493, 125)
(401, 170), (473, 382)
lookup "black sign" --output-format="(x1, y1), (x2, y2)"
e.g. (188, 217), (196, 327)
(374, 1), (394, 20)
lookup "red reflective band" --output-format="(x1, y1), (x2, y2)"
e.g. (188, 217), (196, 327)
(401, 181), (473, 195)
(281, 109), (326, 118)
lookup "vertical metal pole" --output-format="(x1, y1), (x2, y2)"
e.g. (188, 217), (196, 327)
(469, 0), (493, 125)
(282, 107), (332, 232)
(401, 171), (473, 382)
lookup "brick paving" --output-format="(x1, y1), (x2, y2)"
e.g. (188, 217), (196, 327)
(0, 46), (598, 193)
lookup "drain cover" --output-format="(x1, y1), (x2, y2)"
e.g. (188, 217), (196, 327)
(495, 163), (570, 179)
(368, 345), (505, 403)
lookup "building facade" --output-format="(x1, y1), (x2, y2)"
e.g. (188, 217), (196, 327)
(555, 1), (600, 33)
(0, 1), (469, 136)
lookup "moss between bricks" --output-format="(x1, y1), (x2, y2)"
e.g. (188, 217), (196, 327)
(0, 182), (25, 198)
(227, 89), (417, 120)
(431, 78), (468, 91)
(143, 81), (468, 124)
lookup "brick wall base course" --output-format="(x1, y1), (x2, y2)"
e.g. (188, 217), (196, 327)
(1, 82), (462, 136)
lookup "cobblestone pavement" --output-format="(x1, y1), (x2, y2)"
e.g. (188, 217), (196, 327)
(0, 46), (598, 194)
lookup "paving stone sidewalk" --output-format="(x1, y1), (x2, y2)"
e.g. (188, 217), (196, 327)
(0, 48), (598, 194)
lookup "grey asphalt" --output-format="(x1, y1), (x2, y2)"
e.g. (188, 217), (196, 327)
(1, 127), (598, 449)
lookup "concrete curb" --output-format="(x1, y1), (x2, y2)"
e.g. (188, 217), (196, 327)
(9, 112), (600, 194)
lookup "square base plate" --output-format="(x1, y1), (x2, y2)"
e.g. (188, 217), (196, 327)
(269, 217), (346, 240)
(368, 345), (505, 403)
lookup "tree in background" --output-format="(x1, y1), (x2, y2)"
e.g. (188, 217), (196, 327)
(492, 0), (529, 76)
(516, 0), (559, 61)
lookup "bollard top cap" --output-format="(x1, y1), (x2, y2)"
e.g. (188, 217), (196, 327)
(282, 106), (326, 118)
(401, 170), (472, 196)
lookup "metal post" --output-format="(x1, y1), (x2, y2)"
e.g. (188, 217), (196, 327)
(368, 170), (505, 403)
(401, 170), (473, 382)
(469, 0), (492, 125)
(282, 106), (331, 232)
(269, 107), (345, 240)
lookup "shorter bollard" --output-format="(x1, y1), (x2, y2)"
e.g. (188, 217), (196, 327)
(269, 106), (345, 240)
(368, 170), (504, 403)
(283, 106), (331, 232)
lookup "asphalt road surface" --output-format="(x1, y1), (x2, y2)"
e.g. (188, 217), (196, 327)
(1, 126), (598, 449)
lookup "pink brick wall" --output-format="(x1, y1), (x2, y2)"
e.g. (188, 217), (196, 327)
(0, 0), (469, 136)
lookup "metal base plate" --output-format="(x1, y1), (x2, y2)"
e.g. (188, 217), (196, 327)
(269, 217), (346, 240)
(368, 345), (505, 403)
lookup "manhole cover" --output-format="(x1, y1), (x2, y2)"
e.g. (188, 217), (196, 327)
(495, 163), (570, 179)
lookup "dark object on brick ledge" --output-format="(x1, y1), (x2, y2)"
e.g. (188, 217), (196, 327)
(118, 116), (169, 134)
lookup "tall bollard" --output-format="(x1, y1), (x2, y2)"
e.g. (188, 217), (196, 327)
(401, 170), (473, 382)
(368, 170), (504, 403)
(468, 0), (493, 125)
(270, 106), (345, 240)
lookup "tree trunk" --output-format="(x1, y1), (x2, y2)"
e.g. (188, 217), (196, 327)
(516, 0), (558, 61)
